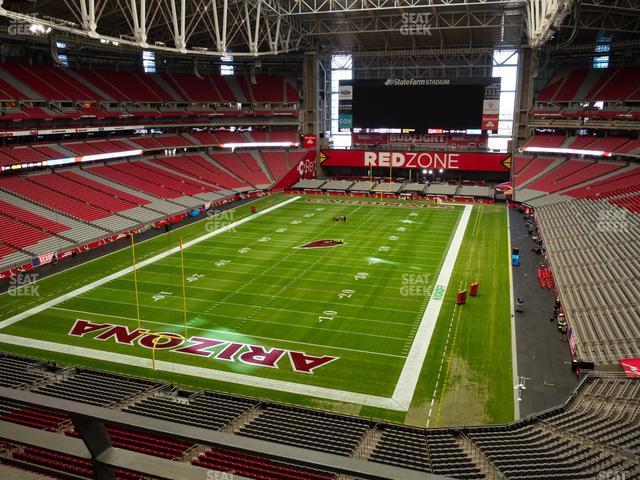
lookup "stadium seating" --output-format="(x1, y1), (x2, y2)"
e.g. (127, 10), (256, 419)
(0, 132), (301, 170)
(538, 67), (640, 103)
(535, 199), (640, 363)
(1, 353), (638, 480)
(193, 447), (334, 480)
(0, 176), (110, 221)
(61, 142), (105, 156)
(125, 391), (258, 431)
(0, 62), (299, 112)
(566, 166), (640, 200)
(152, 155), (244, 190)
(209, 152), (265, 188)
(260, 151), (290, 180)
(0, 200), (69, 235)
(522, 135), (566, 150)
(525, 160), (595, 193)
(0, 354), (49, 388)
(371, 428), (483, 478)
(239, 405), (371, 456)
(514, 157), (557, 187)
(8, 446), (144, 480)
(0, 399), (68, 431)
(543, 377), (640, 453)
(33, 369), (163, 407)
(67, 426), (196, 460)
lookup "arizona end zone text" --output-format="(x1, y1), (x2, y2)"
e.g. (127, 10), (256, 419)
(364, 151), (460, 169)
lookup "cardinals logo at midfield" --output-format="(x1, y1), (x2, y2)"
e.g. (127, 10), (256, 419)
(297, 239), (346, 249)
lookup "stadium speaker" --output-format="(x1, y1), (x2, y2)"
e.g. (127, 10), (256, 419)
(512, 247), (520, 255)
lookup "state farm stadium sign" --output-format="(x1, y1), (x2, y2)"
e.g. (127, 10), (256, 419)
(320, 149), (511, 172)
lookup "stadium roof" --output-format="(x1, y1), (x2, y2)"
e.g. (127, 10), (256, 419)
(0, 0), (638, 57)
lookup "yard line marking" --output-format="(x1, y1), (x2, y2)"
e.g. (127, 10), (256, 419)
(184, 244), (450, 262)
(46, 307), (406, 359)
(134, 265), (435, 293)
(0, 195), (301, 330)
(113, 277), (426, 307)
(93, 283), (420, 315)
(151, 259), (442, 279)
(0, 333), (403, 410)
(391, 204), (473, 411)
(64, 296), (412, 339)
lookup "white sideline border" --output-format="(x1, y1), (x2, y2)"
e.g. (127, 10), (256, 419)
(0, 197), (472, 412)
(507, 207), (520, 420)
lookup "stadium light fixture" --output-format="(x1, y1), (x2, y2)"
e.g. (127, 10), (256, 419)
(422, 169), (428, 174)
(439, 168), (444, 173)
(523, 146), (610, 157)
(29, 23), (51, 34)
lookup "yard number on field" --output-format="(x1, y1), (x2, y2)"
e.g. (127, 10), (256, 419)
(186, 273), (204, 283)
(338, 289), (355, 299)
(152, 291), (174, 302)
(319, 310), (338, 323)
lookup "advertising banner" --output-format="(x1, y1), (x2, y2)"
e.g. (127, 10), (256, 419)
(320, 149), (511, 172)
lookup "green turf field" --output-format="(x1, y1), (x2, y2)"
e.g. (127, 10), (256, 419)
(0, 194), (513, 426)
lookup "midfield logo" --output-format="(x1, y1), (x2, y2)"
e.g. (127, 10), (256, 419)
(297, 239), (346, 249)
(68, 319), (338, 374)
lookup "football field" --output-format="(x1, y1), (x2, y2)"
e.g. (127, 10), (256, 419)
(0, 194), (513, 426)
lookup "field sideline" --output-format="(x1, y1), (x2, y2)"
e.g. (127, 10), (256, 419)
(0, 193), (513, 426)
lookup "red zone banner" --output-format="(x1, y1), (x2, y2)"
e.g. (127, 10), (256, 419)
(68, 319), (337, 374)
(320, 149), (511, 172)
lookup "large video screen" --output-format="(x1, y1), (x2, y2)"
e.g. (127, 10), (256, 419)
(340, 79), (498, 131)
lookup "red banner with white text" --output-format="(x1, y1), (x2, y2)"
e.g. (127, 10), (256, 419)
(320, 149), (511, 172)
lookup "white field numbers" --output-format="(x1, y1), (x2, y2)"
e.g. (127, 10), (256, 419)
(318, 310), (337, 323)
(152, 291), (174, 302)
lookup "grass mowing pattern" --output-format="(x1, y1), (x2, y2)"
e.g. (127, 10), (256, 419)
(0, 194), (512, 425)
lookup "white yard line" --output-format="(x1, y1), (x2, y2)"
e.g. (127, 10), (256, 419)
(0, 196), (301, 330)
(507, 207), (520, 420)
(390, 204), (473, 411)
